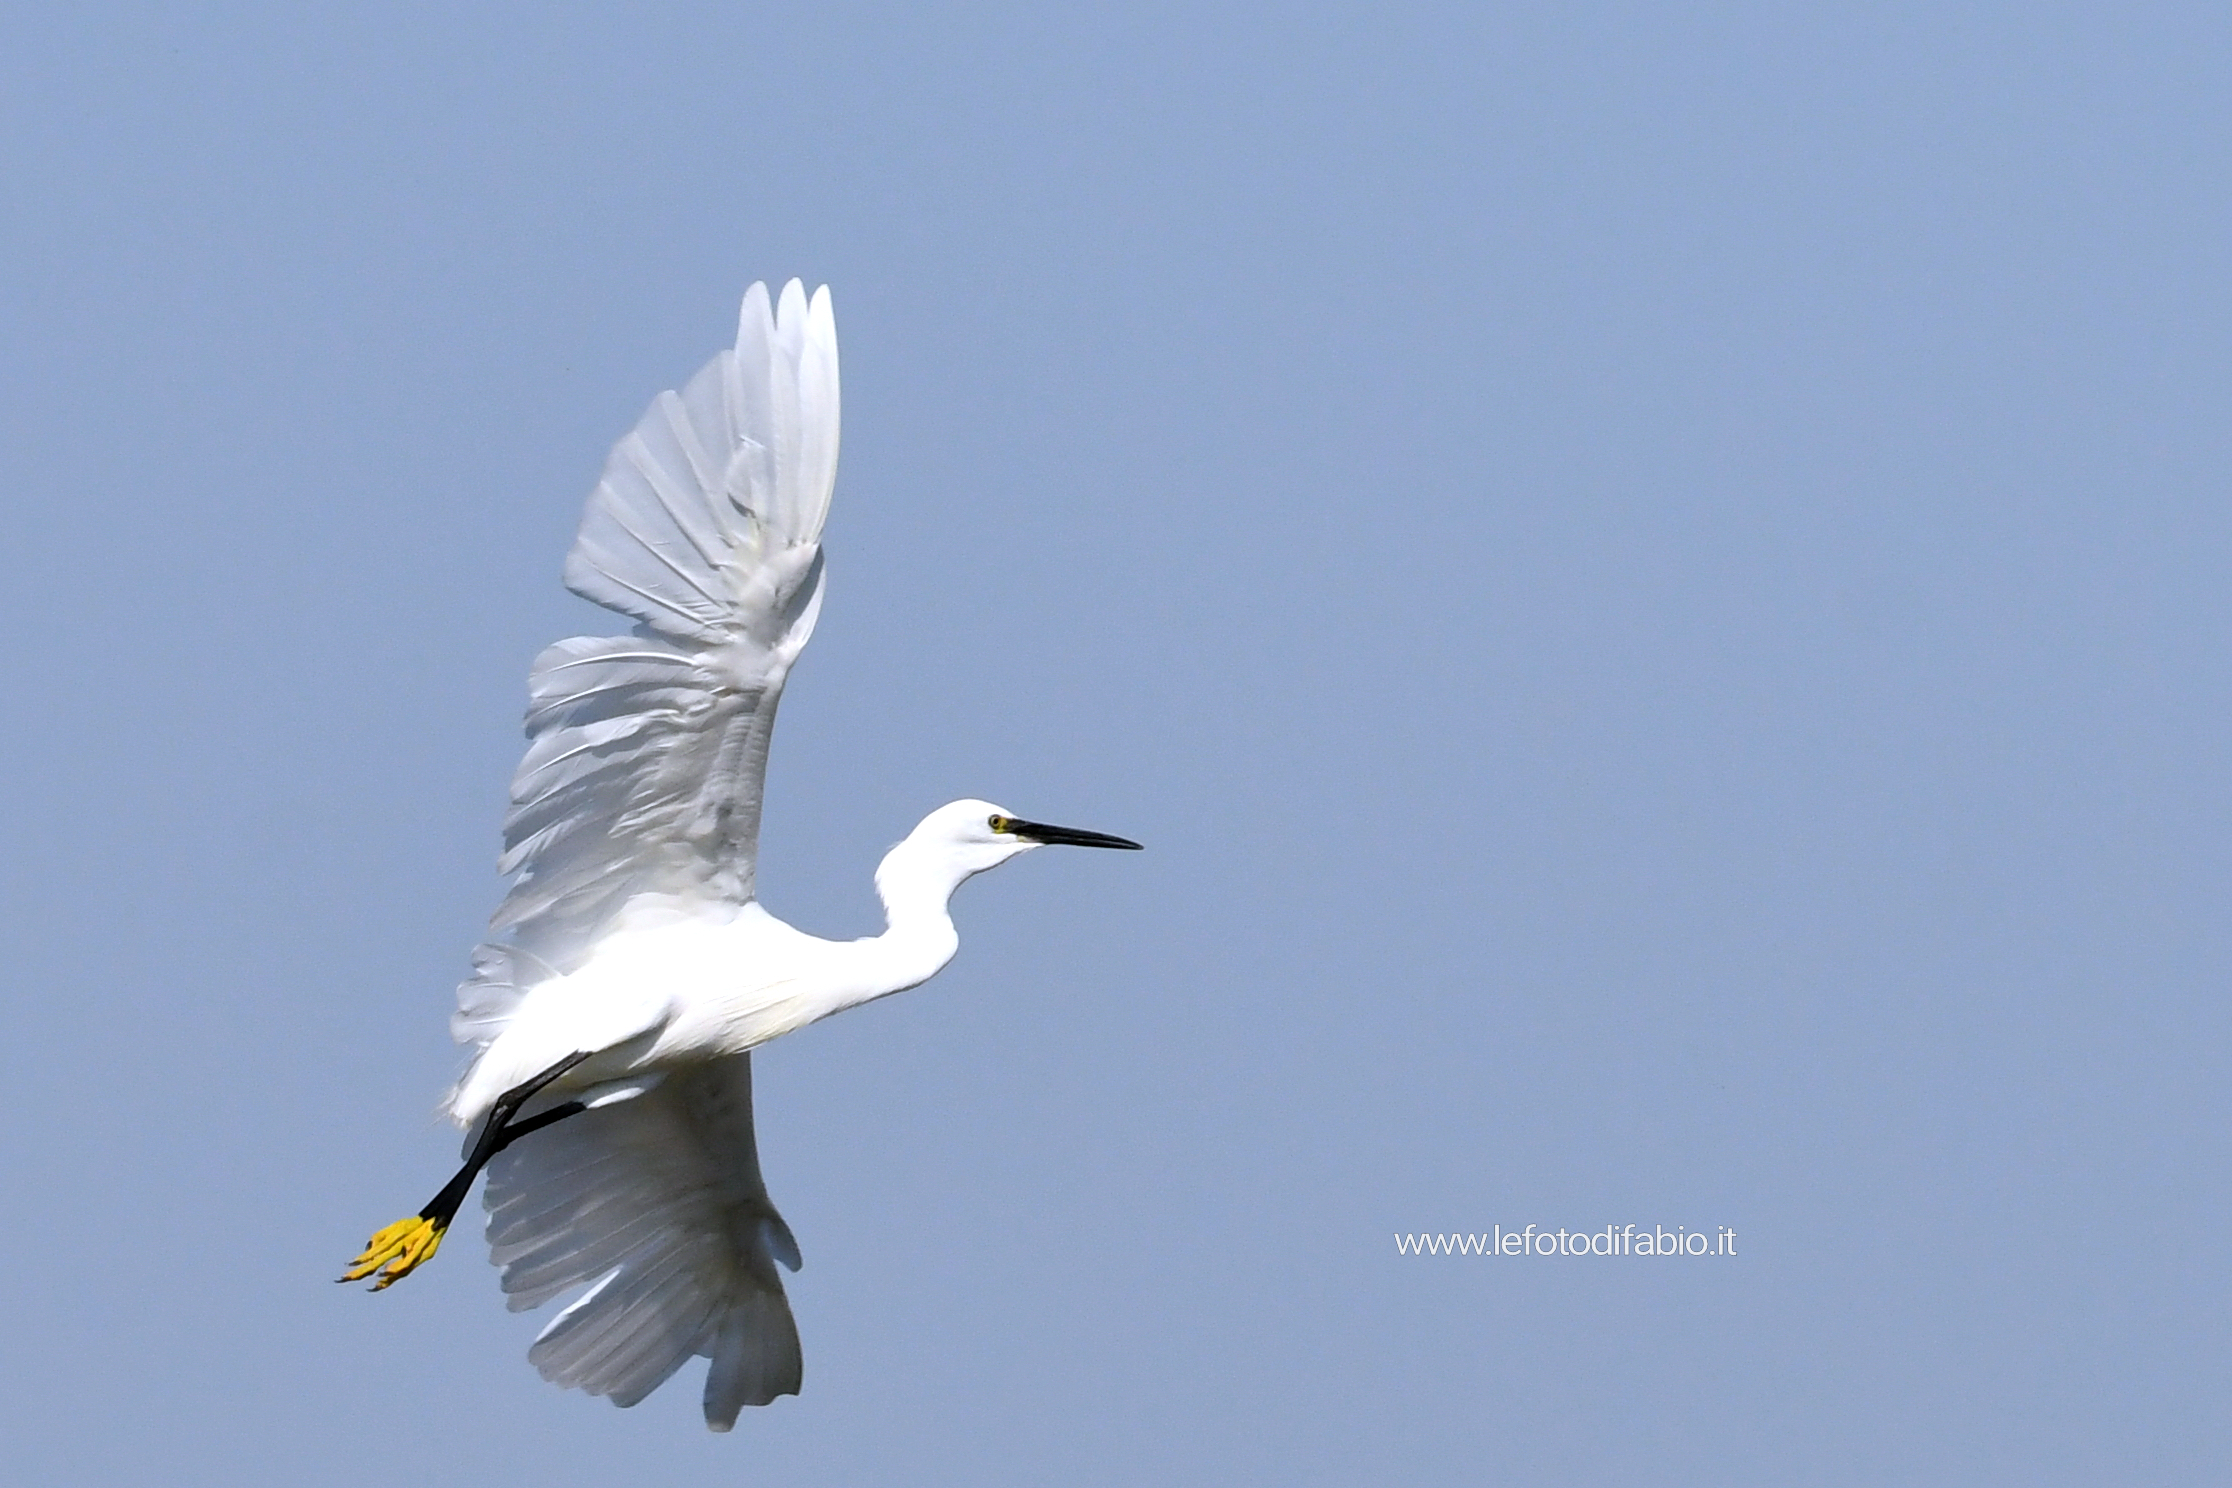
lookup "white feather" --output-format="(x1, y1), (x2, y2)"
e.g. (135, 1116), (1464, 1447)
(488, 1055), (802, 1425)
(455, 284), (831, 1426)
(411, 283), (1137, 1429)
(461, 280), (838, 1013)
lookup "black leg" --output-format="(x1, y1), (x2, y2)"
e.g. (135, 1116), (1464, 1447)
(421, 1049), (597, 1228)
(342, 1050), (595, 1289)
(491, 1099), (588, 1155)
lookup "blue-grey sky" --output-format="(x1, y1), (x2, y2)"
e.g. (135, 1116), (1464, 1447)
(3, 3), (2227, 1482)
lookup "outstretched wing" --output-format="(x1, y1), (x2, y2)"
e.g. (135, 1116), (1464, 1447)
(483, 1053), (804, 1429)
(455, 281), (838, 1042)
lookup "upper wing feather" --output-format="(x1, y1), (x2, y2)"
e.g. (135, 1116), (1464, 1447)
(562, 279), (838, 645)
(456, 282), (837, 1039)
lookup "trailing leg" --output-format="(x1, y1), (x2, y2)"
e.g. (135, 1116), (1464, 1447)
(341, 1051), (594, 1290)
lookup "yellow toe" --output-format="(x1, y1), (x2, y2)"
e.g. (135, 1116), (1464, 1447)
(340, 1214), (447, 1288)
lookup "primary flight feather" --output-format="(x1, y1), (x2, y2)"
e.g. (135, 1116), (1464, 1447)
(344, 281), (1140, 1431)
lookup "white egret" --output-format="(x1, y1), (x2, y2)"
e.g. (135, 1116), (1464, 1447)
(343, 281), (1140, 1430)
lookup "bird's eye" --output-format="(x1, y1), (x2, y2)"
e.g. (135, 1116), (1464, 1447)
(988, 814), (1013, 834)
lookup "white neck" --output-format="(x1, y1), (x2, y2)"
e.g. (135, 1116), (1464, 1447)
(851, 835), (971, 997)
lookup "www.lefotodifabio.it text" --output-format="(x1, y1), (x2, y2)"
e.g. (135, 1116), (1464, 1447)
(1395, 1226), (1736, 1256)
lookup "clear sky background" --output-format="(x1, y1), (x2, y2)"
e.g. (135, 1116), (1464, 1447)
(3, 3), (2227, 1483)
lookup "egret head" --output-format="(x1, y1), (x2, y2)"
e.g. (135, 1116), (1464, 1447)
(886, 798), (1142, 892)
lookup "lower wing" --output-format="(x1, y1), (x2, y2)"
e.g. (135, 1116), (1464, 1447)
(481, 1051), (804, 1429)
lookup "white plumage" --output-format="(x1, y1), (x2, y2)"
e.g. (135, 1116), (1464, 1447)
(346, 281), (1140, 1430)
(457, 279), (836, 1428)
(487, 1054), (804, 1426)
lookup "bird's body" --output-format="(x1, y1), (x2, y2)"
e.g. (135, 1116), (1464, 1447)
(449, 807), (994, 1127)
(344, 282), (1138, 1430)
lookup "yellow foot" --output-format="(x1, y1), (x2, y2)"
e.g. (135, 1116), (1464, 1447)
(340, 1214), (448, 1290)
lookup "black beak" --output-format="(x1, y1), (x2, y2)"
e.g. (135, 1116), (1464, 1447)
(1008, 819), (1143, 851)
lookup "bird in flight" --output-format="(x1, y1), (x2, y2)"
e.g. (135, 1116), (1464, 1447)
(342, 281), (1140, 1429)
